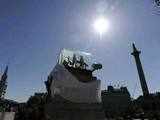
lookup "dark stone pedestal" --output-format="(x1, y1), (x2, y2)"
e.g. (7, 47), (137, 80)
(45, 96), (106, 120)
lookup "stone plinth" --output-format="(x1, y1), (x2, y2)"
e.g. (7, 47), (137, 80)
(49, 64), (101, 103)
(45, 52), (105, 120)
(0, 112), (15, 120)
(45, 96), (106, 120)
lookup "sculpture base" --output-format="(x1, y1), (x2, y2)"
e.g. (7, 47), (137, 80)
(45, 96), (106, 120)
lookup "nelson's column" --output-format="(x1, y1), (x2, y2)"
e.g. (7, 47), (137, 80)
(131, 43), (149, 96)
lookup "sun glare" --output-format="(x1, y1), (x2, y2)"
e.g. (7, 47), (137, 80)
(93, 17), (110, 35)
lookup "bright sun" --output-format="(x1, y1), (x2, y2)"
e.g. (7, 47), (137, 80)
(93, 17), (110, 35)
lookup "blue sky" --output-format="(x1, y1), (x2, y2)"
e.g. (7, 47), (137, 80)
(0, 0), (160, 102)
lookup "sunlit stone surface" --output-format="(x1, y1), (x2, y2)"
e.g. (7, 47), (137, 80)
(49, 64), (101, 103)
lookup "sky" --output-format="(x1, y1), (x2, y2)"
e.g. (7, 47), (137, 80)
(0, 0), (160, 102)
